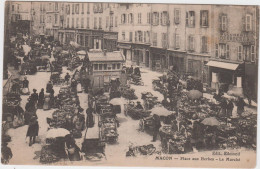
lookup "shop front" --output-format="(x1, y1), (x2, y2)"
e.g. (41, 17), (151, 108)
(150, 47), (167, 72)
(132, 44), (150, 67)
(103, 33), (118, 52)
(206, 60), (244, 93)
(168, 50), (186, 75)
(91, 30), (103, 50)
(117, 42), (132, 64)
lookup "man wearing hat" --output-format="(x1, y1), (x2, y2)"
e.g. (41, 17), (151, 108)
(135, 101), (144, 110)
(30, 89), (39, 108)
(26, 116), (39, 146)
(22, 76), (29, 94)
(1, 142), (13, 164)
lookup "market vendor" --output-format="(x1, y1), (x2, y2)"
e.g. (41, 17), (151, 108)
(65, 134), (81, 161)
(135, 101), (144, 110)
(22, 76), (29, 94)
(152, 114), (161, 142)
(86, 106), (94, 128)
(26, 116), (39, 146)
(65, 73), (70, 85)
(134, 66), (141, 76)
(37, 88), (45, 109)
(46, 81), (53, 93)
(237, 97), (246, 117)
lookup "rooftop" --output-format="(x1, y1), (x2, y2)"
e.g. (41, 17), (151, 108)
(87, 51), (125, 62)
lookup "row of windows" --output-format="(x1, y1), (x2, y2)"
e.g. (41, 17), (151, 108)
(215, 44), (255, 62)
(66, 16), (118, 29)
(121, 31), (151, 43)
(93, 63), (121, 71)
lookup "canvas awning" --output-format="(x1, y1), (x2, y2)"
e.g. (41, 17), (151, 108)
(206, 61), (239, 71)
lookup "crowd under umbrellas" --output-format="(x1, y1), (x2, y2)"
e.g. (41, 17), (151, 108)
(1, 34), (257, 164)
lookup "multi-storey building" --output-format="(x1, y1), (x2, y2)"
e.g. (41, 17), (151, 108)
(58, 2), (118, 51)
(118, 3), (152, 67)
(207, 5), (259, 100)
(8, 1), (32, 35)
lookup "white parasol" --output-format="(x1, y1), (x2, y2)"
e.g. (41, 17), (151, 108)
(46, 128), (70, 138)
(110, 98), (126, 105)
(151, 106), (173, 116)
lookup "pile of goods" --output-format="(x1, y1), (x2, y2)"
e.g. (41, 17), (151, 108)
(50, 73), (64, 85)
(126, 144), (156, 157)
(67, 56), (82, 71)
(39, 145), (60, 164)
(152, 79), (167, 95)
(120, 86), (138, 100)
(130, 74), (144, 86)
(47, 86), (85, 137)
(141, 92), (160, 110)
(100, 119), (118, 143)
(124, 102), (151, 120)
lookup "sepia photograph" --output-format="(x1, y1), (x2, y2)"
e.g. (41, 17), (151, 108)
(1, 0), (259, 168)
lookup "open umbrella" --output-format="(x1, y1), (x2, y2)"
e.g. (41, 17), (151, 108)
(70, 41), (80, 48)
(201, 117), (220, 126)
(110, 98), (126, 105)
(151, 106), (173, 116)
(187, 90), (202, 100)
(61, 50), (69, 54)
(41, 55), (50, 60)
(77, 50), (86, 55)
(46, 128), (70, 138)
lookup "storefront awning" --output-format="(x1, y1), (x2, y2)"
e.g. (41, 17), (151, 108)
(206, 61), (239, 70)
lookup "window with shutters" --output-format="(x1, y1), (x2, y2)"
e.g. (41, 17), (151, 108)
(87, 3), (90, 14)
(75, 4), (79, 14)
(251, 45), (255, 62)
(162, 33), (168, 48)
(110, 16), (113, 27)
(135, 31), (138, 42)
(94, 17), (97, 29)
(67, 18), (69, 28)
(76, 18), (79, 28)
(105, 16), (110, 28)
(72, 4), (75, 14)
(147, 13), (151, 24)
(200, 10), (209, 27)
(99, 17), (102, 29)
(138, 13), (142, 24)
(147, 31), (150, 43)
(81, 18), (84, 28)
(215, 44), (219, 58)
(72, 18), (74, 28)
(94, 64), (98, 70)
(117, 63), (121, 69)
(67, 5), (70, 14)
(153, 33), (157, 46)
(129, 32), (133, 42)
(55, 3), (58, 11)
(138, 31), (143, 42)
(243, 46), (251, 61)
(121, 14), (126, 24)
(152, 12), (159, 26)
(99, 64), (103, 70)
(55, 14), (58, 24)
(219, 44), (230, 59)
(238, 45), (242, 61)
(186, 11), (195, 27)
(221, 15), (227, 31)
(175, 34), (180, 49)
(161, 11), (168, 26)
(188, 35), (195, 51)
(115, 16), (118, 27)
(122, 31), (125, 40)
(201, 36), (208, 53)
(87, 17), (89, 28)
(144, 32), (146, 43)
(174, 8), (180, 24)
(245, 14), (252, 31)
(81, 3), (84, 14)
(129, 13), (133, 24)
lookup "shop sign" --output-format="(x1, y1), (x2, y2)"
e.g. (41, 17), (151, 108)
(104, 34), (117, 40)
(117, 43), (131, 49)
(219, 33), (255, 43)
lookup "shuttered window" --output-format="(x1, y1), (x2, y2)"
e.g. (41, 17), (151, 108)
(174, 8), (180, 24)
(251, 45), (255, 62)
(201, 36), (208, 53)
(238, 45), (242, 61)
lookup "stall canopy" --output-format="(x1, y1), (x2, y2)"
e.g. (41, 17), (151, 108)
(206, 61), (239, 71)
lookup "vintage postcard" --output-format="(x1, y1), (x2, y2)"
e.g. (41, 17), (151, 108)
(1, 0), (259, 168)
